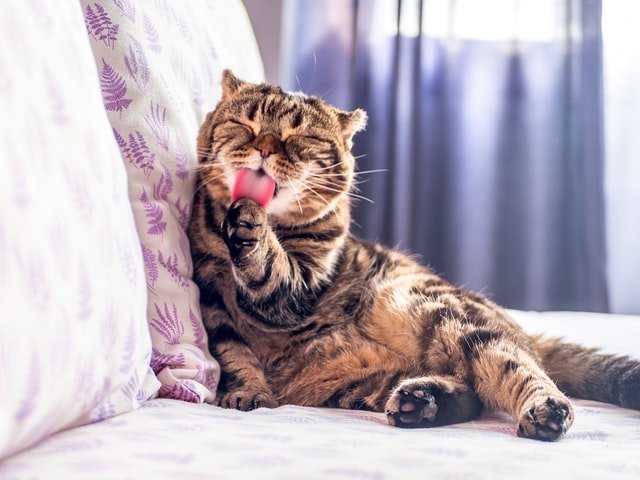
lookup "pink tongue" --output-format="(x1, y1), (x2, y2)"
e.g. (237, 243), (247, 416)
(231, 168), (277, 207)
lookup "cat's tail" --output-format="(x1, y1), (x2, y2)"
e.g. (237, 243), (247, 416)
(531, 335), (640, 409)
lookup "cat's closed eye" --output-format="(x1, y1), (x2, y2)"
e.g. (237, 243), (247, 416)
(224, 119), (254, 134)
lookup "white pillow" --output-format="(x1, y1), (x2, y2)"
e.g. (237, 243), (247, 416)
(81, 0), (264, 402)
(0, 1), (159, 459)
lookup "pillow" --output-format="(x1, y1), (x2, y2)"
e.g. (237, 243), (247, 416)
(81, 0), (264, 402)
(0, 1), (159, 459)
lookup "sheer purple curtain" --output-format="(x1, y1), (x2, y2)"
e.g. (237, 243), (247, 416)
(282, 0), (608, 312)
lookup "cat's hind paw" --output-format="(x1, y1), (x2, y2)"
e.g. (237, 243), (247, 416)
(385, 379), (440, 428)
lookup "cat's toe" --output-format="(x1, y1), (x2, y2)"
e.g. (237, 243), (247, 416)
(220, 388), (278, 411)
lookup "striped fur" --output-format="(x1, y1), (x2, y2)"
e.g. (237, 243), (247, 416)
(189, 70), (640, 441)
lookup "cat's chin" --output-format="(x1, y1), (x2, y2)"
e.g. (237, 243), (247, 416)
(265, 185), (298, 216)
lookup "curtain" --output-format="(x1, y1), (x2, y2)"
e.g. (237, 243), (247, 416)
(282, 0), (611, 313)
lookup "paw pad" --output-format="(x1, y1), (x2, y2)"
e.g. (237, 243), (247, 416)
(517, 396), (573, 441)
(386, 383), (439, 428)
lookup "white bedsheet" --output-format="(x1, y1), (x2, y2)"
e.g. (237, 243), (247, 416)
(1, 311), (639, 480)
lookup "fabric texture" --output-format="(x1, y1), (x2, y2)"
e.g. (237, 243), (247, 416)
(283, 0), (609, 313)
(4, 399), (640, 480)
(2, 309), (639, 478)
(80, 0), (264, 402)
(0, 1), (159, 460)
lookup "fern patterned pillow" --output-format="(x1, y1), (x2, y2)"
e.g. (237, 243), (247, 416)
(0, 2), (159, 459)
(81, 0), (264, 402)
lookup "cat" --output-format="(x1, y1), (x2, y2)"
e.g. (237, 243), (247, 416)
(188, 70), (640, 441)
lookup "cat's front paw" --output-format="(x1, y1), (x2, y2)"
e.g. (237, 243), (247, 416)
(223, 198), (268, 260)
(517, 396), (574, 441)
(220, 388), (278, 411)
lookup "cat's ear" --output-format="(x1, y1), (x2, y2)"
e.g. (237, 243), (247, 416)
(221, 69), (248, 101)
(336, 108), (368, 146)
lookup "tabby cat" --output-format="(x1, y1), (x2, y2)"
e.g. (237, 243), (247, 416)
(189, 70), (640, 441)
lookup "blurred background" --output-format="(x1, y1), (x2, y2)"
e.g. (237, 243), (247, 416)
(243, 0), (640, 315)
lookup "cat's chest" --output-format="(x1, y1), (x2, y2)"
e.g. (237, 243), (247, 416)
(240, 325), (294, 364)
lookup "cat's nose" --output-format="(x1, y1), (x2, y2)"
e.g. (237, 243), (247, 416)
(253, 132), (282, 158)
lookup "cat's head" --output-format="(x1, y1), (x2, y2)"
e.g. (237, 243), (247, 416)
(197, 70), (366, 224)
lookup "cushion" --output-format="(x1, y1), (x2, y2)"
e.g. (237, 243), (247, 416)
(0, 1), (159, 459)
(81, 0), (264, 402)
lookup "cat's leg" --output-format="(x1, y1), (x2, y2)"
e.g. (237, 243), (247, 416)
(416, 294), (574, 441)
(203, 306), (278, 411)
(460, 333), (574, 441)
(222, 198), (345, 327)
(384, 375), (483, 428)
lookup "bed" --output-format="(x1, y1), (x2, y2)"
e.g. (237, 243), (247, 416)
(2, 311), (639, 480)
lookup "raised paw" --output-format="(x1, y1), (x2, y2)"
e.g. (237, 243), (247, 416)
(517, 396), (574, 441)
(220, 388), (278, 412)
(385, 380), (441, 428)
(222, 198), (267, 259)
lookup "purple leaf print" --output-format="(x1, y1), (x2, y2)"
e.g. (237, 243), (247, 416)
(124, 131), (155, 175)
(177, 229), (193, 271)
(85, 3), (119, 48)
(77, 265), (92, 322)
(205, 35), (219, 61)
(143, 13), (161, 53)
(65, 169), (92, 222)
(193, 69), (204, 107)
(137, 383), (149, 403)
(150, 302), (184, 345)
(169, 51), (186, 82)
(158, 381), (201, 403)
(113, 0), (135, 22)
(171, 8), (192, 44)
(189, 308), (207, 352)
(158, 250), (188, 291)
(145, 103), (170, 151)
(112, 127), (126, 150)
(160, 74), (180, 112)
(14, 354), (40, 421)
(45, 71), (68, 125)
(195, 360), (219, 391)
(174, 197), (190, 231)
(90, 400), (116, 424)
(120, 371), (139, 402)
(140, 188), (166, 235)
(100, 59), (132, 114)
(141, 244), (158, 292)
(117, 238), (138, 285)
(124, 34), (150, 91)
(152, 163), (173, 202)
(16, 254), (50, 310)
(74, 363), (95, 410)
(87, 377), (112, 419)
(120, 323), (136, 374)
(175, 137), (189, 181)
(151, 347), (185, 373)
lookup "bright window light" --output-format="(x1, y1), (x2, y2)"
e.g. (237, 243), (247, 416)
(376, 0), (563, 41)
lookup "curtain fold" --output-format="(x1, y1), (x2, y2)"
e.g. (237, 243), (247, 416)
(283, 0), (609, 312)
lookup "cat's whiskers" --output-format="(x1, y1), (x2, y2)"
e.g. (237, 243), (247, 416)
(297, 178), (331, 208)
(284, 176), (304, 215)
(305, 178), (374, 204)
(193, 172), (228, 196)
(313, 160), (348, 171)
(185, 163), (217, 173)
(305, 173), (366, 195)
